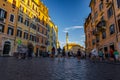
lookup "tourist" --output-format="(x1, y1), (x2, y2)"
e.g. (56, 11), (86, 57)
(113, 49), (119, 62)
(98, 49), (104, 61)
(51, 47), (55, 58)
(77, 49), (81, 61)
(62, 48), (66, 58)
(27, 43), (34, 59)
(109, 48), (114, 61)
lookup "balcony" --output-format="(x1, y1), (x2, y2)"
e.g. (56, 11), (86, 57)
(106, 2), (112, 8)
(96, 20), (106, 32)
(92, 28), (100, 36)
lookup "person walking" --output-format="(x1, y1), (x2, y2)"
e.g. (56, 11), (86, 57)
(98, 49), (104, 61)
(47, 51), (51, 57)
(57, 47), (61, 61)
(104, 51), (109, 61)
(113, 49), (119, 62)
(77, 49), (81, 62)
(109, 48), (114, 61)
(91, 48), (98, 61)
(51, 47), (55, 58)
(27, 43), (34, 59)
(61, 48), (66, 61)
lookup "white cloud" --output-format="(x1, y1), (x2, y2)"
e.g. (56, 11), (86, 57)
(63, 26), (83, 33)
(81, 34), (85, 38)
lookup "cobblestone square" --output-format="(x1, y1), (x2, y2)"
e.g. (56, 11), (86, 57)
(0, 57), (120, 80)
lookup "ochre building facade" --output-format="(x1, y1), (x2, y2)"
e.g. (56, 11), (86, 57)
(0, 0), (58, 56)
(85, 0), (120, 54)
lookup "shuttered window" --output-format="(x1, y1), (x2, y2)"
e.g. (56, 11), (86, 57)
(117, 0), (120, 8)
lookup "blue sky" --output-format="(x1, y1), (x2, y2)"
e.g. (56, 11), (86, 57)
(41, 0), (91, 48)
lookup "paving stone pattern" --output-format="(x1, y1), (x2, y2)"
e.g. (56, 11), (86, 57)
(0, 57), (120, 80)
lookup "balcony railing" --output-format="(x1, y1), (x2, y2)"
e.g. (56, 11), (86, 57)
(92, 28), (100, 36)
(97, 20), (106, 32)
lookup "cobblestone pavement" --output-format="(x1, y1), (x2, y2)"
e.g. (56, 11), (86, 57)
(0, 57), (120, 80)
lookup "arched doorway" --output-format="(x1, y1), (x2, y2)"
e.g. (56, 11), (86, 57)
(3, 41), (11, 55)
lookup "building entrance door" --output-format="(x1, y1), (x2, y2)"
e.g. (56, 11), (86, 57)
(3, 41), (11, 55)
(104, 47), (108, 52)
(110, 44), (114, 51)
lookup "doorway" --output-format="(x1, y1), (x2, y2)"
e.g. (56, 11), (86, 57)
(104, 47), (108, 52)
(3, 41), (11, 55)
(110, 44), (114, 51)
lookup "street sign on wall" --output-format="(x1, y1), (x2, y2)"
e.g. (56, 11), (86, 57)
(17, 39), (22, 45)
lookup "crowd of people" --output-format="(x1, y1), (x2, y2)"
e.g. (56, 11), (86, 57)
(14, 44), (120, 63)
(89, 48), (120, 62)
(14, 43), (34, 59)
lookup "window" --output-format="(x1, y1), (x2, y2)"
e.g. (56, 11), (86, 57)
(30, 23), (36, 30)
(26, 10), (30, 15)
(32, 35), (35, 41)
(102, 31), (106, 39)
(92, 39), (95, 45)
(0, 24), (4, 33)
(118, 19), (120, 32)
(32, 5), (34, 10)
(96, 37), (100, 43)
(12, 0), (16, 9)
(106, 0), (109, 3)
(19, 5), (24, 12)
(24, 32), (28, 39)
(18, 15), (23, 23)
(46, 31), (47, 35)
(34, 36), (36, 42)
(7, 27), (14, 35)
(42, 16), (44, 25)
(24, 19), (29, 26)
(29, 34), (35, 41)
(36, 7), (37, 12)
(41, 37), (43, 43)
(27, 0), (30, 6)
(0, 8), (7, 19)
(36, 37), (39, 43)
(17, 29), (22, 37)
(99, 3), (103, 11)
(39, 12), (40, 16)
(110, 24), (115, 35)
(10, 14), (14, 22)
(107, 7), (113, 18)
(30, 34), (32, 40)
(37, 27), (39, 32)
(42, 29), (44, 34)
(117, 0), (120, 8)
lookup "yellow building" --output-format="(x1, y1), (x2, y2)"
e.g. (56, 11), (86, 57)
(15, 0), (49, 54)
(63, 43), (84, 54)
(0, 0), (58, 56)
(0, 0), (18, 56)
(47, 19), (58, 53)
